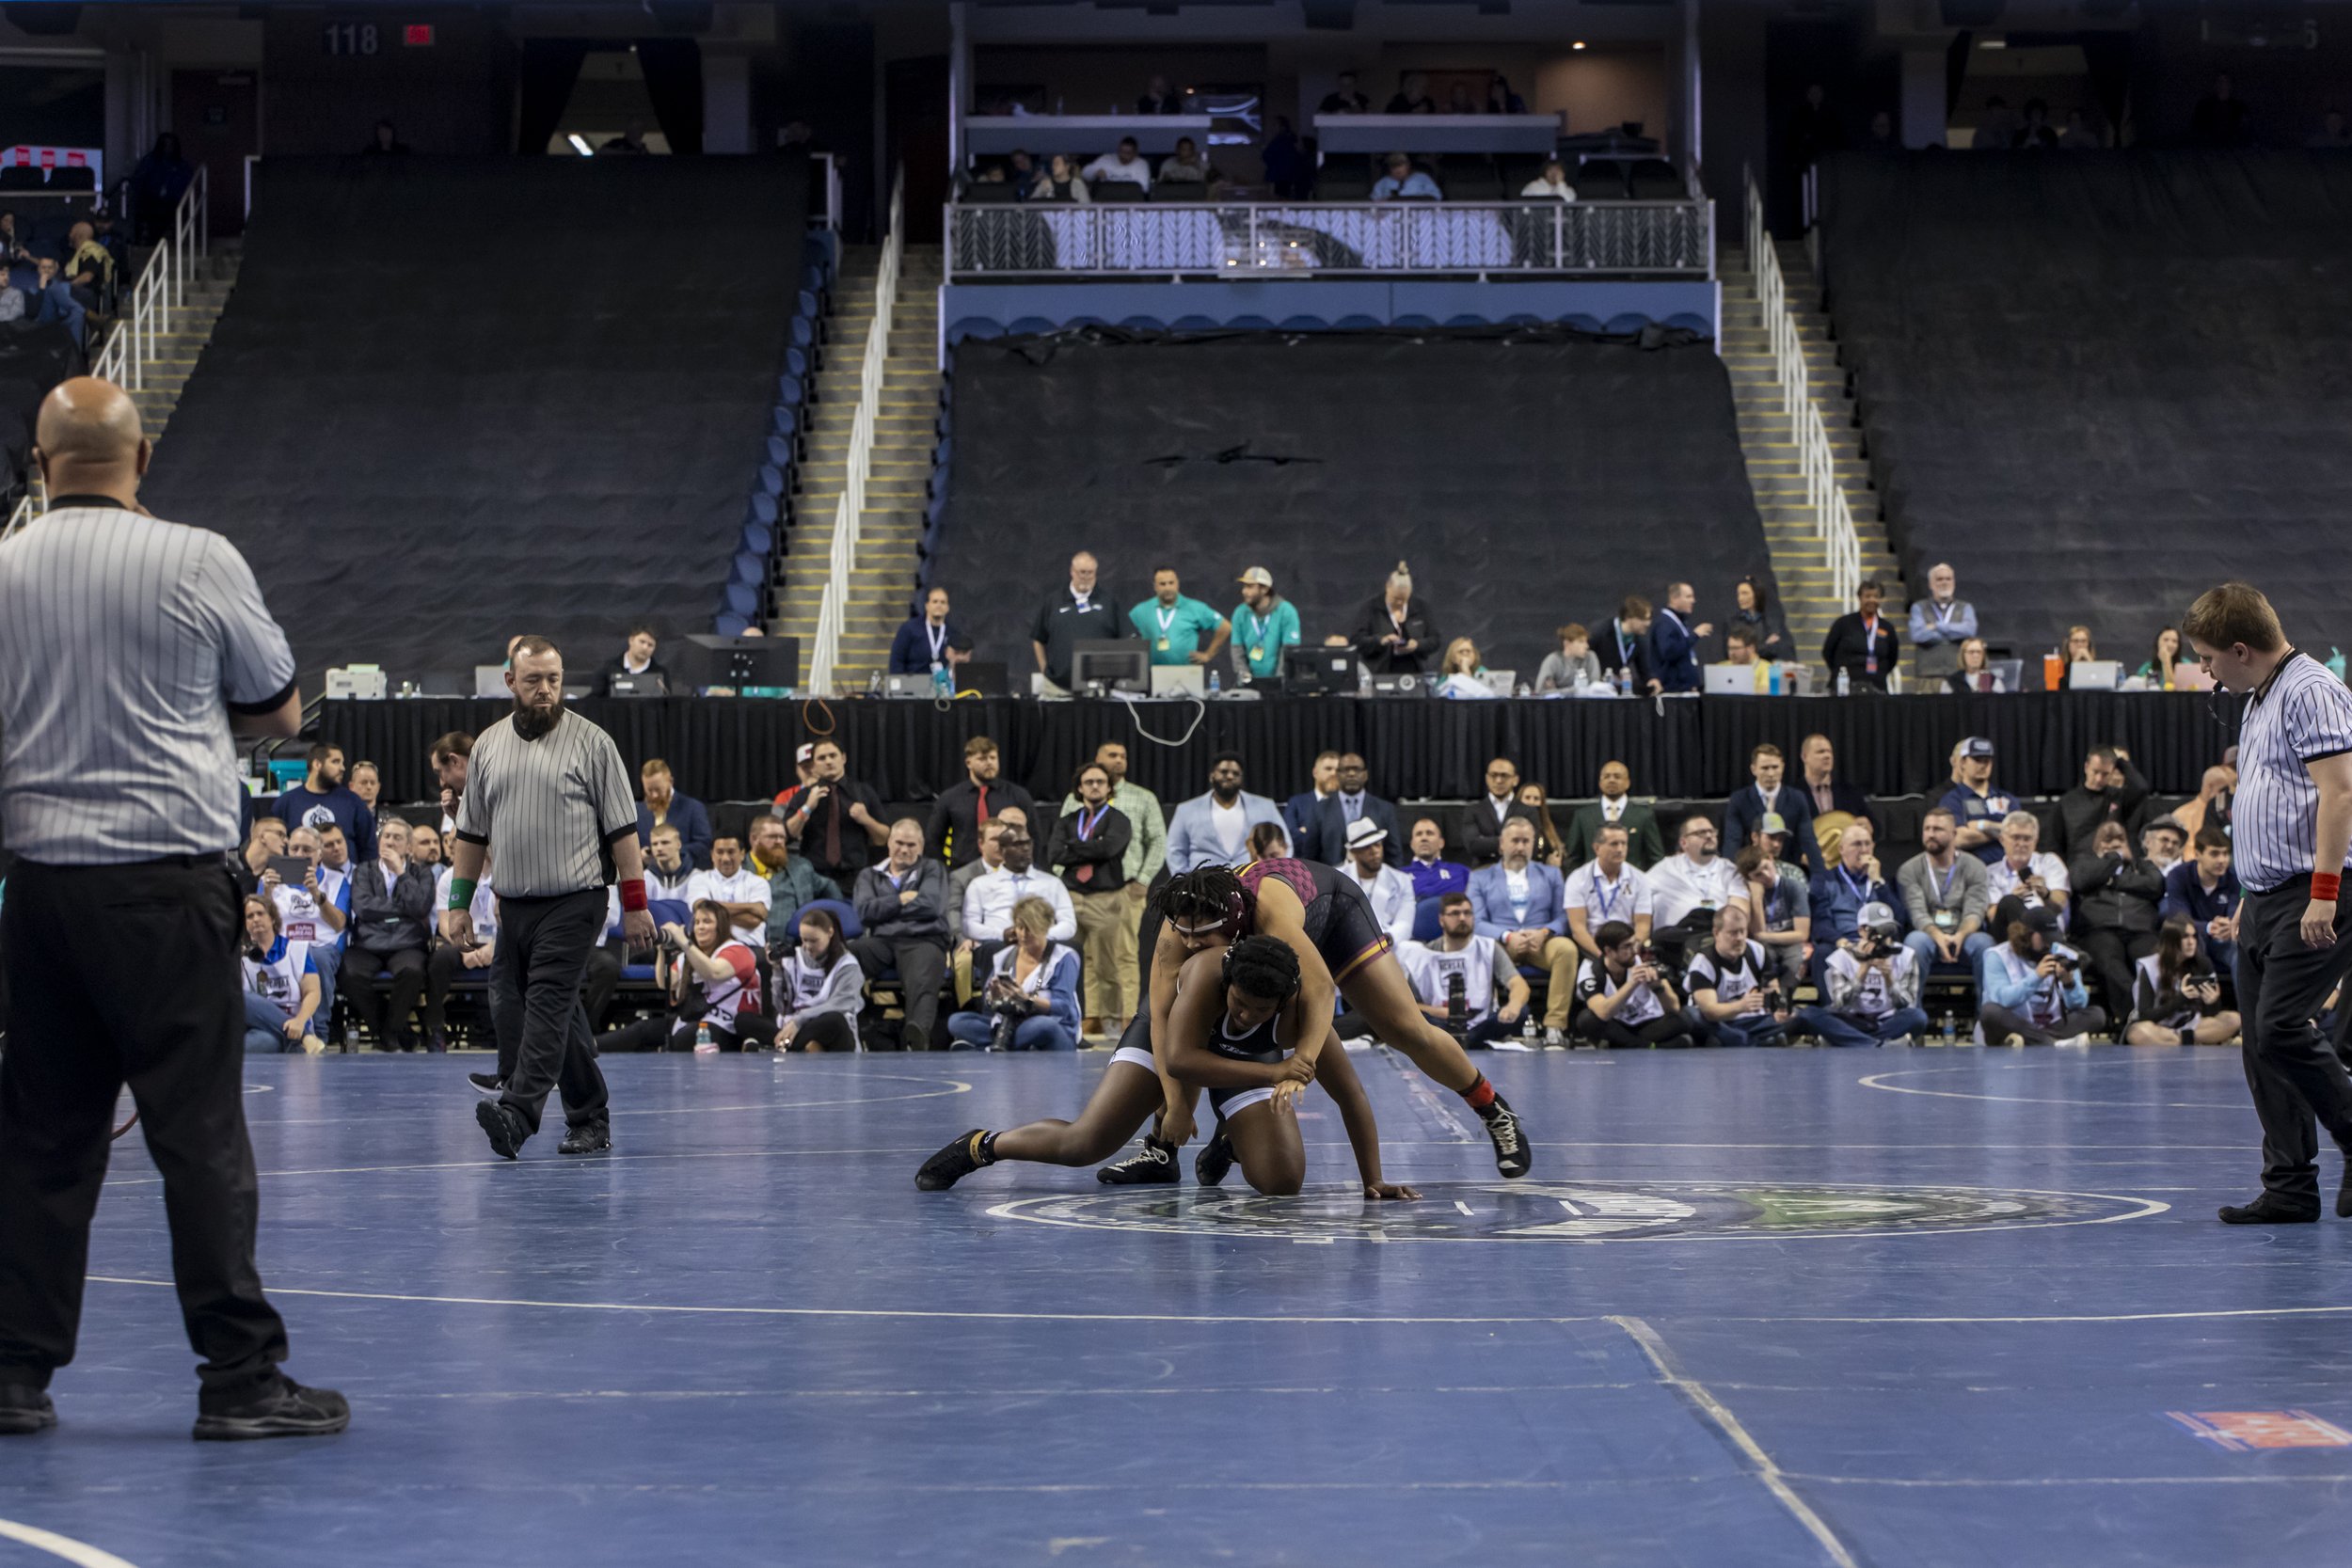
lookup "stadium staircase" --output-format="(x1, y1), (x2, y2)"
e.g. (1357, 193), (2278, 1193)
(1722, 237), (1901, 672)
(772, 243), (941, 689)
(132, 245), (240, 443)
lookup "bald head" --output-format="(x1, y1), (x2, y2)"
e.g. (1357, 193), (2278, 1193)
(33, 378), (149, 505)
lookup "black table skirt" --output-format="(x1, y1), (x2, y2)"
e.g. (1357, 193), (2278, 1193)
(321, 690), (2240, 807)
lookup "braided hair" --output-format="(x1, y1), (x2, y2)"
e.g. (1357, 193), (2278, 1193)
(1151, 864), (1248, 936)
(1222, 934), (1301, 1003)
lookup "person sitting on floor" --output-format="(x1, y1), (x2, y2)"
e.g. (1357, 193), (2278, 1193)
(596, 899), (771, 1053)
(1978, 906), (2104, 1046)
(1572, 920), (1697, 1049)
(2124, 914), (2241, 1046)
(1794, 902), (1929, 1048)
(773, 907), (863, 1053)
(1683, 902), (1789, 1048)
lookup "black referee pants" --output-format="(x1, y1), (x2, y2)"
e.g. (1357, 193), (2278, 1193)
(495, 890), (611, 1135)
(2237, 876), (2352, 1206)
(0, 858), (289, 1397)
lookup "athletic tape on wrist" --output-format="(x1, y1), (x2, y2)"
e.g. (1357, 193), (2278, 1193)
(619, 878), (648, 912)
(447, 877), (477, 911)
(2314, 872), (2342, 903)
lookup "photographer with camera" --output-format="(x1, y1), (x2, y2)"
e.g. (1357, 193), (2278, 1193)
(1396, 892), (1529, 1049)
(1979, 905), (2103, 1045)
(2125, 914), (2241, 1045)
(946, 896), (1081, 1051)
(1685, 903), (1789, 1048)
(1795, 902), (1931, 1047)
(592, 898), (771, 1053)
(1571, 920), (1696, 1049)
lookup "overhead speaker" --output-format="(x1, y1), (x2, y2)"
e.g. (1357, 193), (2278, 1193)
(1302, 0), (1354, 27)
(4, 3), (84, 35)
(1939, 0), (2004, 24)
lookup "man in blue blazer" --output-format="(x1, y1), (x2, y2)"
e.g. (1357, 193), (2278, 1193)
(1468, 816), (1580, 1045)
(1295, 752), (1401, 865)
(1722, 741), (1825, 874)
(1646, 580), (1712, 695)
(1166, 752), (1287, 873)
(1281, 751), (1340, 849)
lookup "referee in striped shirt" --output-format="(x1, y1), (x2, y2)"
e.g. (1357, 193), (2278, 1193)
(2185, 583), (2352, 1224)
(445, 636), (655, 1159)
(0, 378), (346, 1438)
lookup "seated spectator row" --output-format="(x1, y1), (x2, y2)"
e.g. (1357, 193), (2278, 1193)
(958, 148), (1677, 205)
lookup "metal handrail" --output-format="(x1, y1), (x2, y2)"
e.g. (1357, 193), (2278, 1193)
(808, 165), (905, 697)
(1744, 166), (1858, 609)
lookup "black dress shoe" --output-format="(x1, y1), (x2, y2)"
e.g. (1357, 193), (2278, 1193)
(193, 1375), (349, 1441)
(2218, 1196), (2321, 1225)
(0, 1386), (55, 1435)
(558, 1119), (612, 1155)
(2337, 1164), (2352, 1220)
(475, 1100), (528, 1160)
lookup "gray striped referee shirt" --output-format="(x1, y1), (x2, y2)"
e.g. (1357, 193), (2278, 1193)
(0, 499), (296, 863)
(453, 709), (638, 897)
(2231, 651), (2352, 895)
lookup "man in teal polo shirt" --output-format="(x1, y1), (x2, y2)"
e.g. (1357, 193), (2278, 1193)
(1129, 567), (1231, 668)
(1229, 565), (1301, 682)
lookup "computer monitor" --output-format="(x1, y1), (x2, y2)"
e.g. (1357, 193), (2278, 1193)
(1283, 646), (1355, 694)
(955, 661), (1009, 697)
(1072, 640), (1149, 695)
(668, 634), (801, 694)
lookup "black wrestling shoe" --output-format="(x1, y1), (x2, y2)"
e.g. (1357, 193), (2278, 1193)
(1096, 1135), (1179, 1185)
(475, 1100), (528, 1161)
(558, 1119), (612, 1156)
(1480, 1095), (1532, 1179)
(467, 1071), (505, 1094)
(2338, 1164), (2352, 1220)
(916, 1130), (991, 1192)
(1195, 1127), (1236, 1188)
(2218, 1196), (2320, 1225)
(0, 1386), (55, 1435)
(193, 1375), (349, 1441)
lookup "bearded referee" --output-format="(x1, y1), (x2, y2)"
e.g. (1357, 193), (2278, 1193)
(0, 379), (346, 1438)
(2185, 583), (2352, 1224)
(444, 636), (655, 1159)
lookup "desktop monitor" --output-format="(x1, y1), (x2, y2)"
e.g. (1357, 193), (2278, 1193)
(669, 634), (802, 694)
(1072, 640), (1150, 695)
(1283, 646), (1356, 694)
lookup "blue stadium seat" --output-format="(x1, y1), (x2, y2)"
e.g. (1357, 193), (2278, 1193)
(1170, 314), (1221, 332)
(766, 436), (795, 468)
(722, 581), (759, 618)
(713, 612), (751, 639)
(1229, 315), (1278, 330)
(952, 319), (1005, 342)
(778, 378), (804, 408)
(802, 898), (863, 940)
(771, 404), (799, 439)
(1664, 311), (1713, 335)
(785, 345), (809, 382)
(1392, 314), (1439, 329)
(739, 521), (774, 557)
(757, 465), (787, 498)
(1444, 313), (1489, 328)
(1118, 315), (1166, 332)
(1279, 315), (1329, 331)
(797, 289), (818, 321)
(791, 315), (815, 350)
(1604, 312), (1652, 336)
(1333, 314), (1383, 330)
(746, 492), (780, 528)
(1564, 313), (1607, 334)
(1008, 316), (1058, 336)
(727, 549), (764, 587)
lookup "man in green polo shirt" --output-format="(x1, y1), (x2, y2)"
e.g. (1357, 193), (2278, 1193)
(1129, 567), (1231, 668)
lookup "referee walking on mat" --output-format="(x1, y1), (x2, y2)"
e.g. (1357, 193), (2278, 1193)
(2185, 583), (2352, 1224)
(0, 378), (347, 1438)
(443, 636), (656, 1159)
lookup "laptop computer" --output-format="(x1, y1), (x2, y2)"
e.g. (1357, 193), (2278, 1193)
(2071, 658), (2122, 691)
(1704, 662), (1761, 696)
(1480, 670), (1517, 698)
(473, 665), (508, 698)
(882, 673), (934, 699)
(1150, 665), (1205, 699)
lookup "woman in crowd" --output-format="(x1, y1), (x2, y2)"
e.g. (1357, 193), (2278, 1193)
(2137, 626), (2185, 689)
(241, 895), (325, 1055)
(1032, 153), (1090, 203)
(947, 895), (1082, 1051)
(1438, 637), (1496, 698)
(774, 907), (862, 1052)
(2125, 915), (2241, 1045)
(1537, 624), (1602, 692)
(1728, 576), (1793, 665)
(2056, 623), (2101, 689)
(1946, 637), (2005, 694)
(1736, 834), (1812, 991)
(1352, 562), (1437, 676)
(597, 899), (769, 1053)
(1248, 821), (1292, 863)
(1047, 761), (1133, 1038)
(2068, 819), (2166, 1021)
(1515, 783), (1567, 868)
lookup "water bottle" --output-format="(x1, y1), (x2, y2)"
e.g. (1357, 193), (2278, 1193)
(1515, 681), (1530, 699)
(1836, 668), (1851, 697)
(1207, 667), (1222, 695)
(932, 664), (952, 701)
(1940, 1012), (1956, 1045)
(1521, 1009), (1538, 1046)
(866, 671), (882, 698)
(693, 1021), (717, 1054)
(1615, 666), (1631, 697)
(1889, 666), (1903, 696)
(1768, 662), (1782, 696)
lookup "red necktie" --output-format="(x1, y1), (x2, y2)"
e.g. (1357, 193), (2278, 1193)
(977, 784), (990, 826)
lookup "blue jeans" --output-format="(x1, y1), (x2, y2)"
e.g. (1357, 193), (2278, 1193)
(946, 1012), (1076, 1051)
(1797, 1006), (1931, 1048)
(1691, 1006), (1788, 1048)
(243, 991), (293, 1053)
(33, 280), (84, 348)
(1903, 930), (1992, 973)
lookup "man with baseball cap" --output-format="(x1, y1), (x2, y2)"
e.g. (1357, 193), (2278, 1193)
(1939, 736), (2016, 864)
(1230, 565), (1301, 684)
(1795, 900), (1931, 1047)
(1339, 816), (1417, 949)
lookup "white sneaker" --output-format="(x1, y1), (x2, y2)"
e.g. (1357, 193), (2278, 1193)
(1543, 1027), (1567, 1050)
(2056, 1033), (2090, 1047)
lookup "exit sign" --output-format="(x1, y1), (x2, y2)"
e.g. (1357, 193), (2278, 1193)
(403, 24), (435, 46)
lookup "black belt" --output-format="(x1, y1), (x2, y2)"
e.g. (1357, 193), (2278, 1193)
(20, 851), (229, 871)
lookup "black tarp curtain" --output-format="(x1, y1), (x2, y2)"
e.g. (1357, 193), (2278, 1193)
(517, 38), (703, 156)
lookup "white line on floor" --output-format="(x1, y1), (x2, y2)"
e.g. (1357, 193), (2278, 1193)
(0, 1517), (143, 1568)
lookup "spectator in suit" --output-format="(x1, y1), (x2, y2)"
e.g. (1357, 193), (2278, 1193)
(1462, 755), (1539, 867)
(1565, 823), (1655, 962)
(2057, 745), (2151, 860)
(272, 741), (379, 863)
(2068, 820), (2166, 1020)
(851, 819), (954, 1050)
(342, 818), (437, 1053)
(1796, 734), (1877, 863)
(1339, 819), (1418, 951)
(1647, 581), (1712, 695)
(1822, 579), (1899, 692)
(1352, 562), (1438, 675)
(1723, 743), (1824, 875)
(607, 624), (665, 692)
(1048, 761), (1132, 1037)
(1295, 752), (1398, 864)
(1597, 597), (1654, 692)
(1535, 624), (1602, 693)
(1807, 818), (1895, 972)
(2160, 826), (2242, 979)
(1727, 576), (1793, 665)
(787, 739), (891, 887)
(890, 588), (969, 678)
(635, 759), (712, 870)
(1470, 818), (1580, 1046)
(1166, 752), (1285, 873)
(1030, 551), (1131, 690)
(1130, 567), (1231, 669)
(1905, 562), (1978, 682)
(1645, 816), (1748, 967)
(928, 735), (1037, 870)
(1560, 759), (1667, 872)
(1283, 752), (1342, 847)
(1895, 807), (1993, 974)
(1938, 736), (2018, 865)
(1403, 817), (1470, 899)
(748, 814), (840, 950)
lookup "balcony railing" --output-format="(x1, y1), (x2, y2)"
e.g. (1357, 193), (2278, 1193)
(946, 199), (1713, 279)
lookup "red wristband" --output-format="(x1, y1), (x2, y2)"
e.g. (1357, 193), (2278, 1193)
(2314, 872), (2342, 903)
(619, 878), (648, 911)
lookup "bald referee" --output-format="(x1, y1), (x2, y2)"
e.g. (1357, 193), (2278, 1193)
(444, 635), (655, 1159)
(2185, 583), (2352, 1224)
(0, 379), (346, 1438)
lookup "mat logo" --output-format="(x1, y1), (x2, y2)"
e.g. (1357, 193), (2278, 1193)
(2169, 1410), (2352, 1451)
(988, 1180), (2165, 1244)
